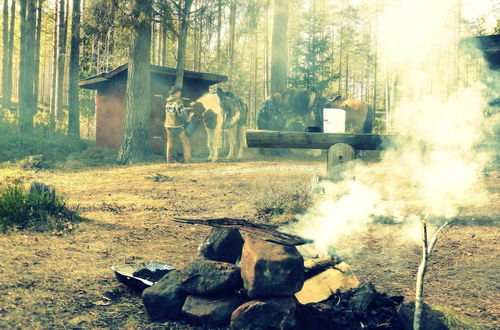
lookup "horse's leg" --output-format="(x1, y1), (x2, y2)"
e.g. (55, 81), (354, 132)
(206, 128), (214, 161)
(236, 124), (246, 159)
(212, 121), (223, 162)
(226, 126), (237, 160)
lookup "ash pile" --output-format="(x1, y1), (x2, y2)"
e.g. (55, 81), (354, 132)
(139, 226), (441, 330)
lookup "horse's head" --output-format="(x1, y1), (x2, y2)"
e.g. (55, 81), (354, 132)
(330, 94), (344, 108)
(278, 89), (319, 127)
(189, 101), (206, 123)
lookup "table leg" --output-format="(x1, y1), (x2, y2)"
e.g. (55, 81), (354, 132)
(327, 143), (355, 181)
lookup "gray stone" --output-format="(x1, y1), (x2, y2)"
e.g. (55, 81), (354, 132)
(230, 297), (297, 330)
(141, 270), (187, 321)
(397, 302), (447, 330)
(29, 182), (56, 201)
(240, 236), (304, 298)
(181, 258), (242, 295)
(182, 294), (246, 326)
(21, 155), (51, 169)
(199, 227), (244, 264)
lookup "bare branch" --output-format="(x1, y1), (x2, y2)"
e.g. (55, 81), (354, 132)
(427, 221), (450, 254)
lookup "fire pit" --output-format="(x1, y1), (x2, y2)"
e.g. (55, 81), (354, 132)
(110, 219), (445, 329)
(111, 261), (176, 291)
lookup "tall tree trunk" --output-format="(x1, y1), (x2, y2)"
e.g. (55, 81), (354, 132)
(68, 0), (81, 137)
(264, 0), (270, 98)
(18, 0), (37, 133)
(157, 24), (162, 65)
(227, 0), (236, 91)
(270, 0), (289, 94)
(4, 0), (15, 107)
(151, 22), (156, 64)
(161, 19), (167, 66)
(50, 0), (58, 129)
(216, 0), (222, 72)
(174, 0), (193, 87)
(117, 0), (152, 164)
(33, 0), (44, 104)
(338, 26), (343, 95)
(55, 0), (67, 121)
(2, 0), (9, 106)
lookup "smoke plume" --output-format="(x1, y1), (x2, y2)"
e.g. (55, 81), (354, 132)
(286, 0), (496, 256)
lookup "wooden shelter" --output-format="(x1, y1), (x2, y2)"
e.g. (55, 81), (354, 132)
(78, 64), (227, 155)
(469, 34), (500, 71)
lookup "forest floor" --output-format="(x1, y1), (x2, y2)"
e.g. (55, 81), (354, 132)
(0, 157), (498, 329)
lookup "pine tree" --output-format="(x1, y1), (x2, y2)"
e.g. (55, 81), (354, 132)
(270, 0), (289, 94)
(289, 1), (337, 94)
(68, 0), (81, 137)
(117, 0), (152, 164)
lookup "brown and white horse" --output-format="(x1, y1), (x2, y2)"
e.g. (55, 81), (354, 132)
(190, 89), (248, 161)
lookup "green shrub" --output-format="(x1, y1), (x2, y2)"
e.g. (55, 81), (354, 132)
(254, 181), (313, 221)
(0, 122), (92, 165)
(0, 184), (78, 233)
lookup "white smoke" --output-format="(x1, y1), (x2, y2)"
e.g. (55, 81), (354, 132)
(286, 0), (496, 256)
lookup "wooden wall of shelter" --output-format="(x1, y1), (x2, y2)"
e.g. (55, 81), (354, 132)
(79, 64), (228, 157)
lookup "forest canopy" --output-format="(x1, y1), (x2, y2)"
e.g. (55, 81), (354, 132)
(0, 0), (498, 140)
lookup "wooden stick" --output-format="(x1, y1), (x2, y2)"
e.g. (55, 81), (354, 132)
(413, 221), (450, 330)
(173, 217), (314, 246)
(413, 221), (428, 330)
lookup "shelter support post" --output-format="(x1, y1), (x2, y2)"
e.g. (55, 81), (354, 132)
(327, 143), (356, 181)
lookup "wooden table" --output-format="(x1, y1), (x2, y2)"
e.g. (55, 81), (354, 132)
(246, 130), (400, 180)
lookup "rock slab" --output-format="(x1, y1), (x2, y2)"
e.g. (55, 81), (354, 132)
(199, 227), (244, 263)
(230, 297), (297, 330)
(141, 270), (187, 321)
(181, 258), (242, 295)
(182, 294), (246, 326)
(240, 236), (304, 298)
(295, 262), (360, 304)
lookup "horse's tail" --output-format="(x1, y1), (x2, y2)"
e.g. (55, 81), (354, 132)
(362, 104), (375, 133)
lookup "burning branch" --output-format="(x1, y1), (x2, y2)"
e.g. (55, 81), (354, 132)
(413, 220), (450, 330)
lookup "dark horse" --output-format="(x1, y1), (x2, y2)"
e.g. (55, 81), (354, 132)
(272, 89), (374, 133)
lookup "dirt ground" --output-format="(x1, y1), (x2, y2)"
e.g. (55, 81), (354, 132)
(0, 159), (498, 329)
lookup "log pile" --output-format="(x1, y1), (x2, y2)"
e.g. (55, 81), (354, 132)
(139, 225), (444, 329)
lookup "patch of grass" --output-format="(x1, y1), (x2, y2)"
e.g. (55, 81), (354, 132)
(433, 305), (491, 330)
(254, 181), (313, 221)
(0, 122), (92, 166)
(0, 183), (79, 233)
(77, 146), (118, 166)
(0, 122), (120, 169)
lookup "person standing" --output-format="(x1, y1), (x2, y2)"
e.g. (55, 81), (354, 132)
(165, 86), (191, 163)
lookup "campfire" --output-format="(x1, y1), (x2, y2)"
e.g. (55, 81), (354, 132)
(114, 219), (446, 329)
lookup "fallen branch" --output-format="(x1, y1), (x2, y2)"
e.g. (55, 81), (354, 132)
(173, 217), (314, 246)
(413, 221), (450, 330)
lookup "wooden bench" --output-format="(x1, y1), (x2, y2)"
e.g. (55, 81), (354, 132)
(246, 130), (399, 181)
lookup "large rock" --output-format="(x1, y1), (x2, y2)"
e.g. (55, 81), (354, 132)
(397, 302), (447, 330)
(199, 227), (244, 263)
(349, 282), (376, 314)
(181, 258), (242, 295)
(182, 294), (246, 326)
(230, 297), (297, 330)
(141, 270), (187, 321)
(295, 262), (360, 304)
(240, 236), (304, 298)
